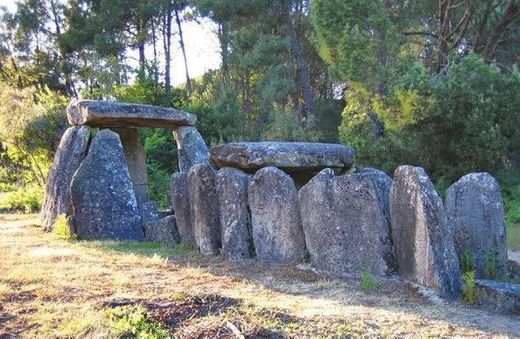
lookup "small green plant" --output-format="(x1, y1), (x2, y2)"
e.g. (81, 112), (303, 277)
(360, 269), (377, 291)
(460, 251), (476, 274)
(103, 305), (169, 338)
(462, 270), (477, 305)
(53, 214), (74, 240)
(483, 250), (499, 280)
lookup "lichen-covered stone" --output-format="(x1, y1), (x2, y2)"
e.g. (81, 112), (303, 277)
(446, 173), (508, 278)
(188, 164), (221, 256)
(173, 126), (209, 172)
(216, 168), (253, 260)
(210, 142), (355, 175)
(248, 167), (306, 264)
(355, 167), (392, 218)
(475, 279), (520, 315)
(140, 201), (159, 224)
(170, 172), (194, 243)
(299, 169), (396, 276)
(390, 165), (461, 299)
(68, 100), (196, 128)
(70, 129), (143, 240)
(41, 126), (91, 231)
(144, 215), (180, 246)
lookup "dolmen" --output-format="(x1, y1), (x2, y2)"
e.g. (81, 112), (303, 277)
(42, 100), (517, 309)
(41, 100), (210, 242)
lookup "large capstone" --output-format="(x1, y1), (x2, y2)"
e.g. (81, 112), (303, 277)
(299, 169), (396, 276)
(390, 165), (461, 299)
(170, 172), (194, 243)
(216, 168), (253, 260)
(41, 126), (91, 231)
(68, 100), (196, 128)
(113, 127), (149, 204)
(173, 126), (209, 172)
(248, 167), (306, 264)
(144, 215), (180, 246)
(187, 164), (221, 256)
(446, 173), (508, 278)
(70, 129), (144, 240)
(210, 142), (355, 175)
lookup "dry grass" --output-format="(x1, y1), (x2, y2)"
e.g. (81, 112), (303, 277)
(1, 213), (519, 338)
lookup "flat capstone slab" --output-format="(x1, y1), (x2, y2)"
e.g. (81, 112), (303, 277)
(210, 142), (355, 173)
(68, 100), (196, 128)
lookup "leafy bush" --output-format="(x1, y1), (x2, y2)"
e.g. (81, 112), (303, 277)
(103, 306), (168, 338)
(339, 54), (520, 182)
(2, 184), (44, 212)
(147, 162), (171, 209)
(462, 270), (477, 305)
(53, 214), (74, 240)
(360, 269), (377, 291)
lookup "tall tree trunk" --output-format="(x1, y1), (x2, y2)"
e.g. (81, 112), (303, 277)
(482, 1), (519, 61)
(285, 6), (315, 130)
(175, 8), (192, 96)
(436, 0), (451, 74)
(151, 18), (159, 86)
(163, 0), (173, 97)
(217, 21), (230, 80)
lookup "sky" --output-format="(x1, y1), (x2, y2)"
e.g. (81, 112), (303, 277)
(3, 0), (222, 86)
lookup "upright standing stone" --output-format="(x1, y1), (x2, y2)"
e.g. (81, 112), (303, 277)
(144, 215), (180, 246)
(446, 173), (508, 278)
(299, 169), (396, 276)
(248, 167), (306, 264)
(173, 126), (209, 172)
(41, 126), (91, 231)
(187, 164), (221, 256)
(355, 167), (392, 219)
(170, 172), (194, 243)
(390, 165), (461, 299)
(216, 168), (253, 260)
(70, 129), (144, 240)
(113, 127), (149, 204)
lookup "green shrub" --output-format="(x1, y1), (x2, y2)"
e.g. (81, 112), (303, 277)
(2, 184), (44, 212)
(103, 306), (169, 338)
(53, 214), (74, 240)
(483, 250), (499, 280)
(360, 269), (377, 291)
(460, 252), (476, 274)
(339, 54), (520, 182)
(462, 270), (477, 305)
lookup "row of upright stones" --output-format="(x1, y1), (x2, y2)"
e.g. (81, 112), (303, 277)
(173, 145), (508, 300)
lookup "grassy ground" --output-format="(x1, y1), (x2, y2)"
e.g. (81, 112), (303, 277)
(1, 213), (519, 338)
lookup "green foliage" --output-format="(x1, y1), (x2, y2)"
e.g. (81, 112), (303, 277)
(483, 251), (499, 280)
(462, 270), (477, 305)
(460, 252), (476, 274)
(103, 306), (169, 339)
(339, 54), (520, 182)
(147, 162), (171, 209)
(2, 184), (44, 212)
(53, 214), (75, 240)
(360, 269), (377, 291)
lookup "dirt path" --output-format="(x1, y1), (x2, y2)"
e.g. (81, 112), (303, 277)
(0, 213), (519, 338)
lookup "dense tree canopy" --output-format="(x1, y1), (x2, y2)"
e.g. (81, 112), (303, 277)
(0, 0), (519, 209)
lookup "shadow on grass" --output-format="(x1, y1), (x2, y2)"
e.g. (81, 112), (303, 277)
(80, 240), (197, 258)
